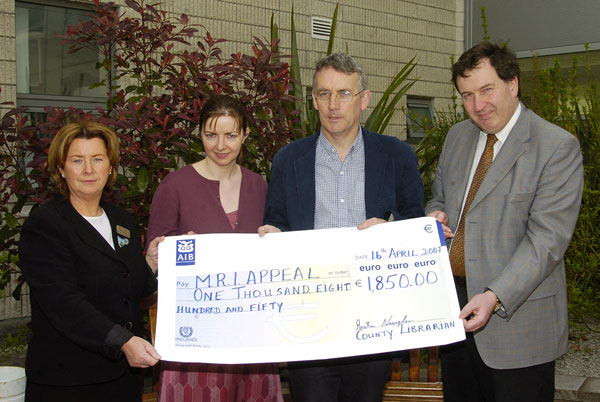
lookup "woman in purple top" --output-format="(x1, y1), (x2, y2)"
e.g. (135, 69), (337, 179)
(146, 95), (283, 402)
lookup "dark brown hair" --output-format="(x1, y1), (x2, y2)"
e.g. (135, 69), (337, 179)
(452, 41), (521, 97)
(198, 94), (248, 163)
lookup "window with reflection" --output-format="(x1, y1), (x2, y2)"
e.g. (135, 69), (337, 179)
(406, 97), (433, 143)
(16, 1), (106, 111)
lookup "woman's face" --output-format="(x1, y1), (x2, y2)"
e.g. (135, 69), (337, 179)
(201, 115), (248, 167)
(59, 137), (111, 202)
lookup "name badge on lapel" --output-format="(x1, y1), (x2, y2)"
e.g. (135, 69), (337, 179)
(116, 225), (130, 248)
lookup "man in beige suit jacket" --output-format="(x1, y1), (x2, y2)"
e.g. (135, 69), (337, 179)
(427, 42), (583, 402)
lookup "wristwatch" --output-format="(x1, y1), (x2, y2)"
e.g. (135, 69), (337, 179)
(493, 296), (502, 313)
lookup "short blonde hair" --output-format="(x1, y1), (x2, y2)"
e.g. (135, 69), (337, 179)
(48, 120), (120, 197)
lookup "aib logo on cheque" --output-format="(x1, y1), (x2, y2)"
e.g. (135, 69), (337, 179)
(176, 239), (195, 266)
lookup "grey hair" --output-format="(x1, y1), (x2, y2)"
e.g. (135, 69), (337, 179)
(313, 53), (368, 91)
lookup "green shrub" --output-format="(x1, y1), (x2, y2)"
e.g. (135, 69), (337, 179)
(413, 98), (466, 202)
(525, 49), (600, 322)
(564, 188), (600, 322)
(0, 324), (30, 362)
(0, 0), (301, 299)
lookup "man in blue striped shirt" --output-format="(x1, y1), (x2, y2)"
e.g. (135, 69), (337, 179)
(260, 53), (424, 402)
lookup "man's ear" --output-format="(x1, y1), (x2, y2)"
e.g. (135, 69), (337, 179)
(360, 89), (371, 111)
(509, 76), (519, 97)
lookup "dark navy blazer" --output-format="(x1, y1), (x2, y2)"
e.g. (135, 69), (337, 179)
(264, 128), (424, 230)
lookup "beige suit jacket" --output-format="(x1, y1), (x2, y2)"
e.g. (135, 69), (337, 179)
(426, 105), (583, 369)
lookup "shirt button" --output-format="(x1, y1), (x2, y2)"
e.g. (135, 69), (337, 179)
(340, 171), (344, 175)
(340, 199), (345, 203)
(124, 321), (133, 330)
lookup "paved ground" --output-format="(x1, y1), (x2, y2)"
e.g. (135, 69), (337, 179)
(0, 318), (598, 401)
(555, 320), (600, 401)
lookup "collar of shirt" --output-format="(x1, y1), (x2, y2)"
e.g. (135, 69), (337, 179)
(317, 127), (364, 159)
(314, 127), (366, 229)
(459, 103), (522, 217)
(478, 102), (522, 158)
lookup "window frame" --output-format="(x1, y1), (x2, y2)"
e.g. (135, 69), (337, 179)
(15, 0), (109, 113)
(406, 97), (434, 143)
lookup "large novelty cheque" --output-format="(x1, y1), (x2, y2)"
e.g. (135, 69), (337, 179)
(155, 217), (465, 364)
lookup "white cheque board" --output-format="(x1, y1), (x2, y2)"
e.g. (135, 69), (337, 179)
(155, 217), (465, 363)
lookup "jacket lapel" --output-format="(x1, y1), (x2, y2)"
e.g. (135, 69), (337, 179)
(103, 202), (134, 261)
(470, 106), (530, 210)
(293, 137), (317, 229)
(57, 198), (125, 263)
(455, 126), (480, 210)
(363, 130), (385, 218)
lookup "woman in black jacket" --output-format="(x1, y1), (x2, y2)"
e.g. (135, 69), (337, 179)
(19, 120), (162, 402)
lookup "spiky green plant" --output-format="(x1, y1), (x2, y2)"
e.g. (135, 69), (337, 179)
(271, 3), (417, 137)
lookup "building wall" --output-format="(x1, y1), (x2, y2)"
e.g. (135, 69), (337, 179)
(0, 0), (16, 113)
(0, 274), (30, 321)
(0, 2), (21, 321)
(466, 0), (600, 57)
(162, 0), (465, 138)
(4, 0), (463, 137)
(0, 0), (464, 320)
(464, 0), (600, 109)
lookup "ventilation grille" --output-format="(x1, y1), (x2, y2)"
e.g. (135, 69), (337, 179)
(312, 17), (332, 40)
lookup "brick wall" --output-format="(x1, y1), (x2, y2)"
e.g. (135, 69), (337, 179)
(157, 0), (464, 138)
(0, 0), (16, 113)
(1, 0), (463, 137)
(0, 0), (464, 320)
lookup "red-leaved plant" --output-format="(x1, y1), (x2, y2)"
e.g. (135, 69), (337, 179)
(0, 0), (301, 298)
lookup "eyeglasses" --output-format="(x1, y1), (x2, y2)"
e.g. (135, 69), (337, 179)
(314, 89), (365, 103)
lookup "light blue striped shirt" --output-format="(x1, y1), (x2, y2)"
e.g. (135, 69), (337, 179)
(314, 128), (366, 229)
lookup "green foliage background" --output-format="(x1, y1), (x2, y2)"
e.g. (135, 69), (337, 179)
(525, 50), (600, 323)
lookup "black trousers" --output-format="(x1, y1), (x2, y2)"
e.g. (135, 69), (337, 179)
(441, 280), (555, 402)
(288, 354), (391, 402)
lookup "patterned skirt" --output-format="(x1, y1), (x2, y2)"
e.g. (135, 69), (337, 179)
(158, 362), (284, 402)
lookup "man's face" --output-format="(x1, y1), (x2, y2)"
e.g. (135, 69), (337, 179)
(312, 66), (370, 141)
(457, 58), (519, 134)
